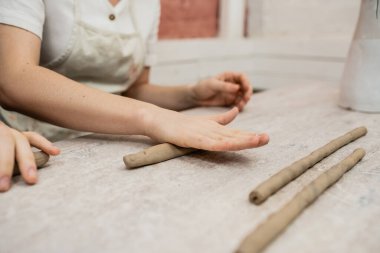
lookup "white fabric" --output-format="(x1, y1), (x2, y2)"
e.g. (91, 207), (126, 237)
(0, 0), (45, 39)
(0, 0), (160, 67)
(47, 0), (146, 94)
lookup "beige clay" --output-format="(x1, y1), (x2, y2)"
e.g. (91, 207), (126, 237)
(13, 151), (50, 176)
(249, 126), (367, 204)
(123, 143), (196, 169)
(237, 148), (366, 253)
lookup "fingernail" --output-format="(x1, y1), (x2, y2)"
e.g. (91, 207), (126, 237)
(51, 147), (60, 155)
(259, 133), (270, 144)
(28, 167), (37, 179)
(0, 176), (11, 191)
(54, 146), (61, 152)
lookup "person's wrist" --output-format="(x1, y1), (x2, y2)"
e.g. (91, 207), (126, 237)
(134, 103), (160, 137)
(185, 83), (199, 107)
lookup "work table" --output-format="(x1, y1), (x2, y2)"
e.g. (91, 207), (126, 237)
(1, 82), (379, 253)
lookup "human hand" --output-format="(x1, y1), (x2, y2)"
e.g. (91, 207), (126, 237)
(189, 72), (253, 111)
(0, 122), (60, 192)
(142, 106), (269, 151)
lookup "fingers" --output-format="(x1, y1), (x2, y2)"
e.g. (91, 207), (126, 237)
(234, 93), (244, 111)
(239, 73), (253, 102)
(0, 123), (15, 192)
(218, 132), (269, 151)
(215, 131), (269, 151)
(257, 133), (270, 146)
(237, 75), (253, 111)
(209, 79), (240, 93)
(217, 72), (253, 110)
(10, 129), (38, 185)
(206, 107), (239, 125)
(23, 131), (60, 156)
(211, 134), (260, 151)
(209, 78), (246, 109)
(187, 121), (269, 152)
(202, 131), (269, 152)
(0, 127), (59, 193)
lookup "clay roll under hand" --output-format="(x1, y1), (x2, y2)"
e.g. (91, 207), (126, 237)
(13, 151), (50, 176)
(237, 148), (366, 253)
(249, 126), (367, 205)
(123, 143), (196, 169)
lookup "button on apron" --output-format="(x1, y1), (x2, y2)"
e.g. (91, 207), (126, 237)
(109, 14), (116, 21)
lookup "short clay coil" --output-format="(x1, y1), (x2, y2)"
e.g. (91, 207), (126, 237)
(123, 143), (196, 169)
(13, 151), (50, 176)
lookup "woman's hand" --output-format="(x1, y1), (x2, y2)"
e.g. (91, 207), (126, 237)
(0, 122), (60, 192)
(142, 106), (269, 151)
(189, 72), (253, 111)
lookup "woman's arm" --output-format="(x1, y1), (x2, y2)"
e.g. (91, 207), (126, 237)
(124, 69), (253, 111)
(0, 24), (269, 151)
(123, 68), (195, 111)
(0, 24), (153, 135)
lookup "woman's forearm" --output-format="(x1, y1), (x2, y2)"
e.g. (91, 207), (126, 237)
(0, 64), (155, 135)
(124, 83), (197, 111)
(124, 68), (252, 112)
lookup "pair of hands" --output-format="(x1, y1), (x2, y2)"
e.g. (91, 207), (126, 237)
(0, 122), (60, 192)
(0, 72), (267, 192)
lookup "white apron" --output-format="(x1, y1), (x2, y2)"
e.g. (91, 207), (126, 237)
(0, 0), (145, 141)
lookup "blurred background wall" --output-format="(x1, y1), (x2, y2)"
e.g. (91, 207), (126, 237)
(152, 0), (361, 90)
(159, 0), (219, 39)
(248, 0), (359, 39)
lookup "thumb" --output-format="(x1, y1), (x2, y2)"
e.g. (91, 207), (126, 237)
(206, 107), (239, 125)
(209, 79), (240, 93)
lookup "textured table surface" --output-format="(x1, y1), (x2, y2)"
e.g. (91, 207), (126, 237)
(1, 82), (379, 253)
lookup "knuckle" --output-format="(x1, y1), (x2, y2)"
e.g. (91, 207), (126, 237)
(23, 131), (39, 139)
(17, 132), (28, 142)
(0, 125), (11, 137)
(23, 131), (37, 136)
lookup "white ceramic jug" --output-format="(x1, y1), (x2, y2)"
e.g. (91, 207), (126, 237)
(339, 0), (380, 112)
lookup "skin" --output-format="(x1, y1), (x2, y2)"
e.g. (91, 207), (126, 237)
(109, 0), (120, 6)
(0, 122), (60, 192)
(0, 4), (269, 191)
